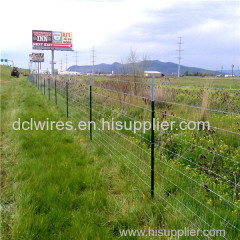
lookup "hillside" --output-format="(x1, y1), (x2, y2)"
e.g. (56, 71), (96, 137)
(68, 60), (219, 75)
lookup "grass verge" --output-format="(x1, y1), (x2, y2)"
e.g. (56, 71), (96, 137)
(1, 66), (167, 239)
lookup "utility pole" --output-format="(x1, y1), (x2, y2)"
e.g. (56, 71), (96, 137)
(177, 37), (183, 77)
(61, 60), (62, 72)
(75, 50), (78, 72)
(91, 46), (96, 74)
(28, 62), (31, 73)
(221, 66), (223, 75)
(51, 49), (55, 75)
(66, 54), (68, 71)
(231, 64), (234, 77)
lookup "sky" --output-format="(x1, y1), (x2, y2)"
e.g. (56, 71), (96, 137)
(0, 0), (239, 71)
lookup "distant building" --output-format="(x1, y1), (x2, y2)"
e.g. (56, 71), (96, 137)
(31, 70), (47, 74)
(144, 71), (163, 77)
(59, 71), (82, 76)
(225, 74), (235, 78)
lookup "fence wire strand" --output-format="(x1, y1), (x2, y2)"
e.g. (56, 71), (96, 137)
(28, 74), (240, 238)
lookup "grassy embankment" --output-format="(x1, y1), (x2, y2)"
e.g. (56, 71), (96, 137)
(0, 65), (173, 239)
(1, 65), (240, 239)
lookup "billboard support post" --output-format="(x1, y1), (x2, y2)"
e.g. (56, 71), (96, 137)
(51, 49), (54, 76)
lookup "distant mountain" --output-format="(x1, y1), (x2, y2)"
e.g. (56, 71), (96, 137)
(68, 62), (121, 74)
(222, 70), (240, 75)
(68, 60), (220, 75)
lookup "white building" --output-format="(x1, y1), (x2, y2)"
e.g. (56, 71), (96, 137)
(59, 71), (82, 76)
(31, 69), (48, 74)
(144, 71), (163, 77)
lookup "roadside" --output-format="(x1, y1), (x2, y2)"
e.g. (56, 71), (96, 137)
(0, 66), (165, 240)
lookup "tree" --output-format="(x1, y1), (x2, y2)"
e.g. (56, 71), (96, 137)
(127, 48), (138, 75)
(184, 70), (189, 76)
(127, 49), (138, 94)
(192, 71), (198, 76)
(139, 53), (149, 76)
(119, 49), (149, 94)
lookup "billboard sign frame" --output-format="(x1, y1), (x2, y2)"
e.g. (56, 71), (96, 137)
(32, 30), (73, 51)
(32, 30), (73, 75)
(29, 53), (45, 62)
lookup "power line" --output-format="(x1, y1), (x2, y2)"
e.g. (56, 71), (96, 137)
(177, 37), (183, 77)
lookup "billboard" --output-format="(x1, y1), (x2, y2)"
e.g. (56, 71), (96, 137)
(32, 30), (72, 50)
(29, 53), (44, 62)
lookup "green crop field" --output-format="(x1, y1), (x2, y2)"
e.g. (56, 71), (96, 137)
(1, 65), (240, 239)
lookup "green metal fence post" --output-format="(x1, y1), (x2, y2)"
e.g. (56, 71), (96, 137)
(90, 74), (92, 140)
(66, 75), (68, 117)
(44, 76), (45, 95)
(48, 76), (50, 100)
(151, 76), (155, 198)
(40, 75), (42, 93)
(38, 62), (40, 90)
(55, 74), (57, 105)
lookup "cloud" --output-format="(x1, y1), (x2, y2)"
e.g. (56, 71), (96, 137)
(0, 0), (239, 71)
(99, 0), (239, 69)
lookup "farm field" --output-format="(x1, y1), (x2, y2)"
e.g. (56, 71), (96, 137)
(1, 65), (240, 239)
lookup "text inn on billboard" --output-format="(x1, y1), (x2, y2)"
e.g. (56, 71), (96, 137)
(32, 30), (72, 50)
